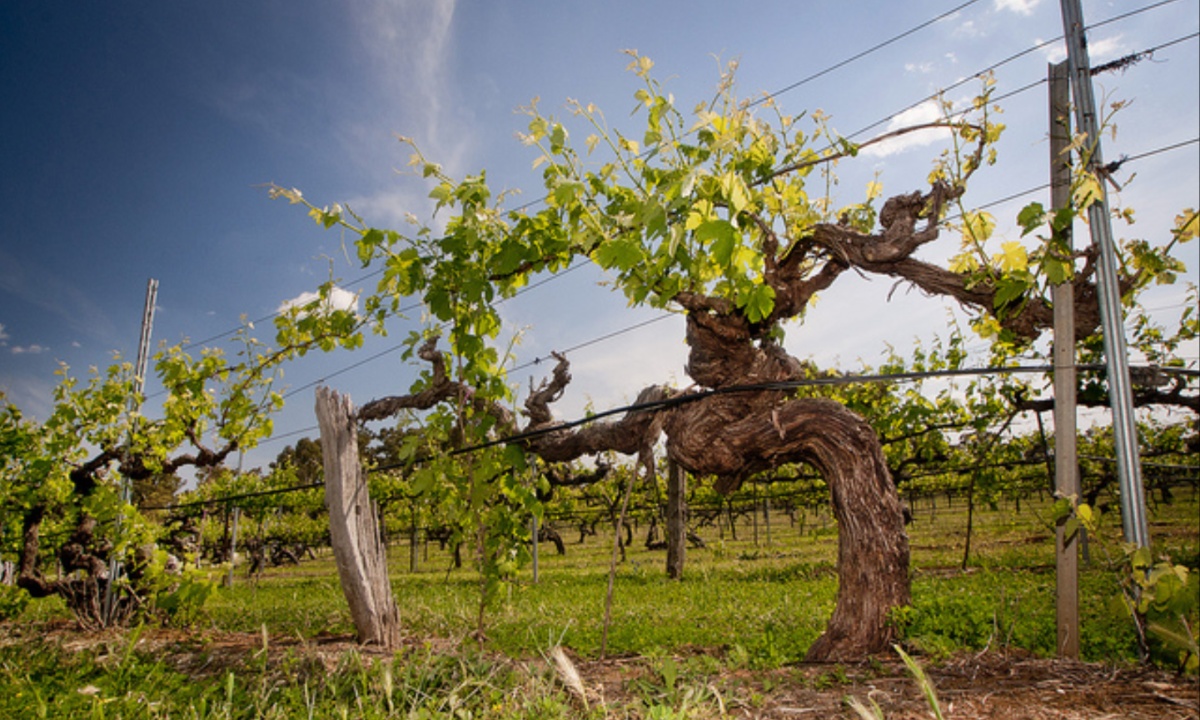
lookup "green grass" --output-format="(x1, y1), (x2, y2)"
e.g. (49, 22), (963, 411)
(190, 492), (1199, 665)
(3, 491), (1196, 717)
(0, 624), (586, 719)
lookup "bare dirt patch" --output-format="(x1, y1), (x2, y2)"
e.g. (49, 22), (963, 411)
(566, 647), (1198, 719)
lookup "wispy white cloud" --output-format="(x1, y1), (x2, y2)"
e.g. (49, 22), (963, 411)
(953, 19), (982, 39)
(345, 0), (470, 176)
(1087, 35), (1127, 62)
(287, 0), (472, 272)
(205, 68), (327, 145)
(0, 323), (8, 343)
(905, 61), (935, 75)
(354, 0), (456, 137)
(11, 344), (48, 355)
(200, 0), (467, 185)
(860, 100), (951, 158)
(345, 185), (439, 232)
(277, 286), (360, 315)
(1037, 34), (1125, 65)
(1038, 38), (1067, 64)
(995, 0), (1040, 16)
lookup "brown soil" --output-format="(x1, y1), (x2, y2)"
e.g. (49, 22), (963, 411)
(5, 622), (1197, 719)
(574, 648), (1199, 719)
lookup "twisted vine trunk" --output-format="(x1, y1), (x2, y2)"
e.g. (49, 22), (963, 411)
(667, 397), (910, 661)
(522, 310), (912, 661)
(316, 386), (401, 649)
(366, 312), (911, 660)
(669, 311), (911, 660)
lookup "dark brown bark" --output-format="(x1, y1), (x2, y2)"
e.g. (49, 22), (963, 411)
(358, 336), (515, 428)
(17, 506), (138, 627)
(537, 524), (566, 555)
(526, 383), (670, 462)
(361, 306), (913, 659)
(524, 310), (910, 660)
(761, 182), (1115, 344)
(1015, 370), (1200, 415)
(16, 504), (53, 598)
(17, 413), (240, 627)
(58, 515), (111, 579)
(665, 395), (910, 660)
(362, 176), (1149, 660)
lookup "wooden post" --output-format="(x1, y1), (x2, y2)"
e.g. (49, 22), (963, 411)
(752, 485), (760, 546)
(1050, 60), (1081, 659)
(225, 507), (240, 588)
(763, 493), (772, 547)
(316, 386), (401, 649)
(531, 514), (540, 584)
(409, 504), (419, 573)
(601, 456), (640, 658)
(666, 459), (686, 580)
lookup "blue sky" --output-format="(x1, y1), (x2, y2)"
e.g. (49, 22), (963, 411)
(1, 0), (1196, 472)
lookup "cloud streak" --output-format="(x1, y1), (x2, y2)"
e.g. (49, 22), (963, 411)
(277, 286), (360, 315)
(994, 0), (1040, 16)
(10, 344), (48, 355)
(1037, 33), (1126, 64)
(860, 100), (952, 158)
(319, 1), (468, 247)
(345, 0), (469, 174)
(345, 186), (438, 232)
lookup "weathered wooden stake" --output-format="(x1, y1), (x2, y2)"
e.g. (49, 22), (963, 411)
(531, 514), (540, 584)
(316, 386), (401, 649)
(409, 506), (419, 574)
(752, 484), (760, 546)
(764, 494), (772, 547)
(1050, 59), (1081, 659)
(225, 507), (240, 588)
(665, 459), (686, 580)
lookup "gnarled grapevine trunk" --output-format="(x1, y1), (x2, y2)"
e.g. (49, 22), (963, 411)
(518, 310), (912, 661)
(673, 312), (911, 660)
(666, 397), (910, 661)
(316, 386), (401, 649)
(17, 508), (141, 629)
(364, 313), (912, 660)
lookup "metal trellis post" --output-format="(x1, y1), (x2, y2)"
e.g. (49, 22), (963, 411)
(103, 278), (158, 624)
(1059, 0), (1150, 548)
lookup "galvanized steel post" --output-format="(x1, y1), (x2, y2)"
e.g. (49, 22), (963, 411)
(1059, 0), (1150, 548)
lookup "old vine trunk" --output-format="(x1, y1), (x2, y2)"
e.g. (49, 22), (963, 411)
(363, 318), (912, 659)
(667, 311), (909, 660)
(667, 397), (911, 660)
(520, 309), (912, 661)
